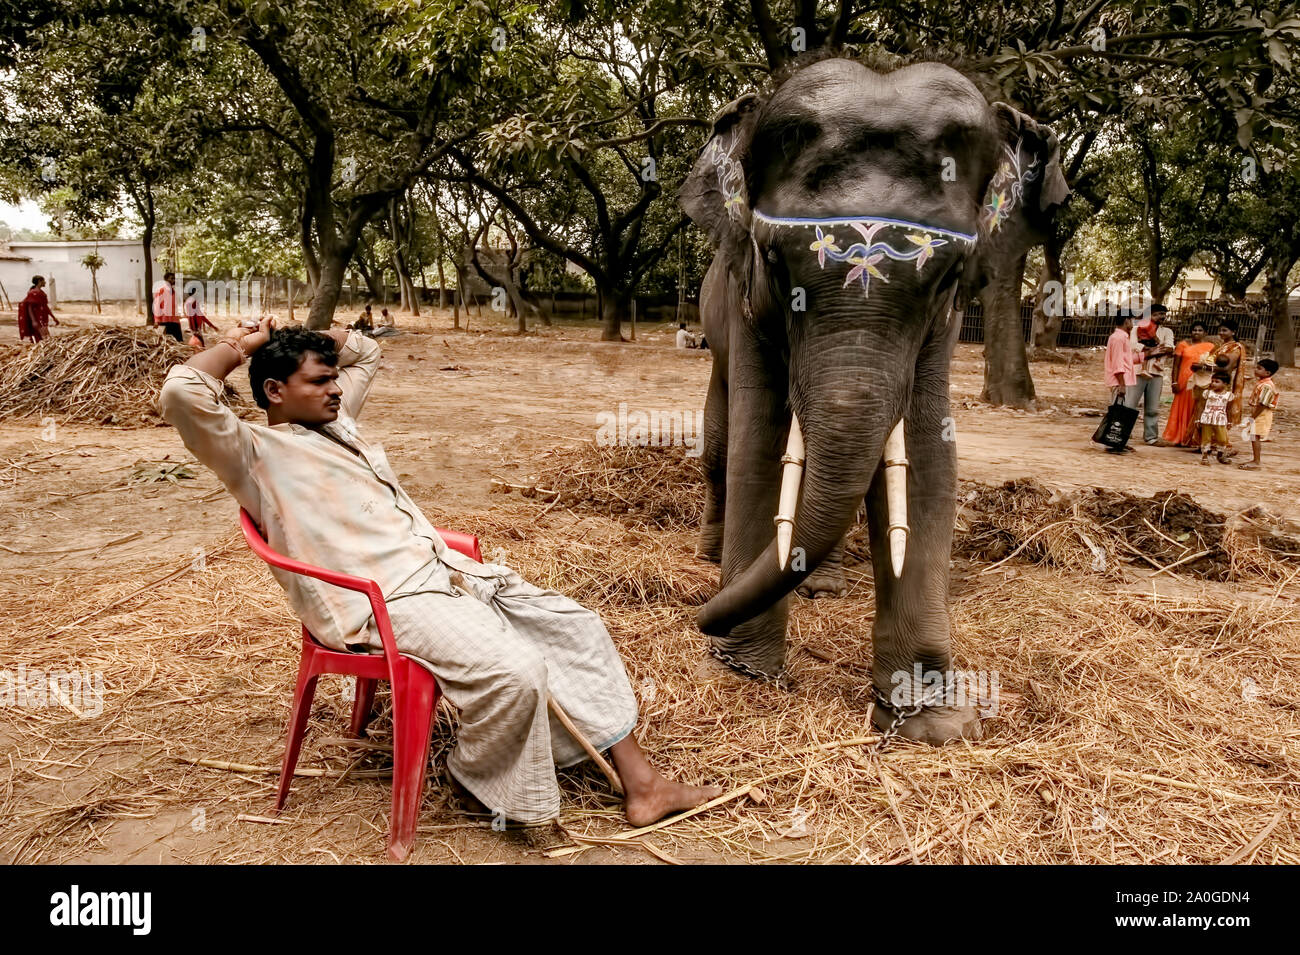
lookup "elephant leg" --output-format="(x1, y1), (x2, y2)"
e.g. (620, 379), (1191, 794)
(796, 538), (848, 599)
(711, 326), (790, 682)
(864, 355), (980, 743)
(695, 361), (728, 564)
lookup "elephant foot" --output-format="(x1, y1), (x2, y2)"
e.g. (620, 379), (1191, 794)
(796, 566), (848, 599)
(872, 701), (982, 745)
(695, 523), (724, 564)
(704, 641), (794, 690)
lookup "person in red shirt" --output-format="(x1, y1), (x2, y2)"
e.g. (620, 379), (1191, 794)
(17, 275), (59, 343)
(153, 271), (183, 341)
(184, 286), (218, 347)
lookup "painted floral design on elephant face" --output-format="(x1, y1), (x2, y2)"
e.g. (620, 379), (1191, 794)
(755, 211), (977, 300)
(983, 138), (1042, 233)
(709, 133), (746, 221)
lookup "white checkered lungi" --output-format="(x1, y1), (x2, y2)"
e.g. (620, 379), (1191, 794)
(365, 565), (638, 824)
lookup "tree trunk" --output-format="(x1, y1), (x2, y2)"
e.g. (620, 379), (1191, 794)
(1266, 248), (1297, 367)
(600, 286), (630, 342)
(142, 220), (155, 326)
(979, 253), (1036, 408)
(307, 253), (347, 330)
(1030, 239), (1065, 350)
(436, 254), (448, 310)
(389, 199), (417, 315)
(354, 244), (384, 301)
(301, 201), (320, 298)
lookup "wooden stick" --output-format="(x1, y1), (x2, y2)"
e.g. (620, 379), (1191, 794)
(547, 695), (623, 794)
(1147, 549), (1213, 578)
(174, 756), (391, 778)
(236, 813), (292, 825)
(1110, 769), (1275, 804)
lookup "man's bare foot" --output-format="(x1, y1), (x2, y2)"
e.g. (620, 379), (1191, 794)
(607, 733), (725, 827)
(624, 778), (725, 828)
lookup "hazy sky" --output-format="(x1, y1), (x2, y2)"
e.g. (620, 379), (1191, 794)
(0, 199), (49, 233)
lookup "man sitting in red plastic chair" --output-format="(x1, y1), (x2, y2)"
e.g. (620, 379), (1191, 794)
(159, 316), (721, 828)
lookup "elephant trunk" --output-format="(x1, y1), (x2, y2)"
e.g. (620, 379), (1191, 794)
(698, 332), (912, 635)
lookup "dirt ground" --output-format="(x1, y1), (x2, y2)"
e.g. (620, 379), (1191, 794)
(2, 303), (1298, 865)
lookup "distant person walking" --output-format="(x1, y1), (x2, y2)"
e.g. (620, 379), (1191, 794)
(184, 287), (218, 347)
(1128, 303), (1174, 445)
(17, 275), (59, 343)
(1163, 322), (1214, 446)
(1105, 312), (1136, 401)
(153, 271), (183, 342)
(1101, 312), (1138, 454)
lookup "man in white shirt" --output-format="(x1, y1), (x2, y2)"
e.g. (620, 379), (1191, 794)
(159, 317), (722, 828)
(675, 322), (695, 349)
(1127, 302), (1175, 445)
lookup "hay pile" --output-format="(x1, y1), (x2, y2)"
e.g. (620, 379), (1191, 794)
(956, 478), (1300, 583)
(0, 327), (246, 426)
(494, 443), (704, 529)
(499, 448), (1300, 585)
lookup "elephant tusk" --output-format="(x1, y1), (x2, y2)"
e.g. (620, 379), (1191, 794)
(884, 420), (908, 578)
(774, 412), (805, 571)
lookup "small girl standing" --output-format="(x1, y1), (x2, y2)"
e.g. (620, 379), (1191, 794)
(1199, 371), (1234, 465)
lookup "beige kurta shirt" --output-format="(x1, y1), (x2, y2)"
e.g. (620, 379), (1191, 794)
(159, 331), (506, 649)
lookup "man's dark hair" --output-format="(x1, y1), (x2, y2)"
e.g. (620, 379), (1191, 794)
(163, 271), (175, 281)
(1259, 358), (1279, 375)
(1212, 370), (1231, 383)
(1150, 303), (1168, 315)
(1113, 314), (1129, 327)
(248, 326), (338, 410)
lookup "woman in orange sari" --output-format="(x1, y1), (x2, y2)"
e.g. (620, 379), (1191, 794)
(1212, 319), (1247, 424)
(1163, 322), (1214, 446)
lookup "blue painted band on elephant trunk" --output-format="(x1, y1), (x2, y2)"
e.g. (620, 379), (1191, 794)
(751, 210), (977, 300)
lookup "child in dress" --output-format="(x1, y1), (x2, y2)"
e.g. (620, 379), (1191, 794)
(1199, 371), (1234, 465)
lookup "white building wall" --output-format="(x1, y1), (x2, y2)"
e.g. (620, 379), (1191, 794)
(0, 241), (163, 303)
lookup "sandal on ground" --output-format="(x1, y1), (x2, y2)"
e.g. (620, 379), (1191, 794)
(1237, 461), (1261, 470)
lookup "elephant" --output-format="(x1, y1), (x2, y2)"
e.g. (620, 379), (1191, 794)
(679, 54), (1068, 743)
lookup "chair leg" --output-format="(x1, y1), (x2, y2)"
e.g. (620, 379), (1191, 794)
(275, 660), (321, 813)
(387, 660), (438, 862)
(350, 678), (379, 738)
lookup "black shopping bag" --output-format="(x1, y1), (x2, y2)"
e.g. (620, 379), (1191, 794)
(1092, 395), (1138, 449)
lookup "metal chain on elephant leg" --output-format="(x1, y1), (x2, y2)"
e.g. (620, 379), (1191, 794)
(870, 685), (948, 753)
(707, 644), (794, 691)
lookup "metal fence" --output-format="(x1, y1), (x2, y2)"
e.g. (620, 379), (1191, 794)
(958, 299), (1300, 352)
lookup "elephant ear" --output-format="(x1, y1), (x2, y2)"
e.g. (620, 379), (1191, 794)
(981, 103), (1070, 243)
(679, 92), (760, 253)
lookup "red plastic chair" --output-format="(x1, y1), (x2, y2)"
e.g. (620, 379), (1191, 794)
(238, 508), (483, 861)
